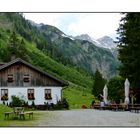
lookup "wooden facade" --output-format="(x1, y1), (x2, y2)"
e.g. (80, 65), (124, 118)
(0, 58), (67, 87)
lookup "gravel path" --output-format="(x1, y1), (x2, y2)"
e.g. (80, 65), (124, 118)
(37, 109), (140, 127)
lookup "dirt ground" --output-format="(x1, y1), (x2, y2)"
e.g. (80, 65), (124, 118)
(36, 109), (140, 127)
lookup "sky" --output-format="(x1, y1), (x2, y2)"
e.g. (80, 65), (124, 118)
(23, 13), (123, 40)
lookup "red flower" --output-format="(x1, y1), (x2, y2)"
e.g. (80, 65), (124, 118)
(81, 105), (87, 109)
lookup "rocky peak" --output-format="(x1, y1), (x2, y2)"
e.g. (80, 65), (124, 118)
(75, 34), (94, 43)
(97, 36), (117, 49)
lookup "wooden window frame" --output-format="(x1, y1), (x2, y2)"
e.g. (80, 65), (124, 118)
(27, 89), (35, 100)
(1, 89), (8, 101)
(45, 89), (52, 100)
(7, 74), (14, 82)
(23, 74), (30, 82)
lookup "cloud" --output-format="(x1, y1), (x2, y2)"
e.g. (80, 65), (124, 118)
(24, 13), (122, 39)
(24, 13), (64, 27)
(67, 13), (122, 39)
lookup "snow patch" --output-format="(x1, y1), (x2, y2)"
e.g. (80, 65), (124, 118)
(61, 34), (75, 40)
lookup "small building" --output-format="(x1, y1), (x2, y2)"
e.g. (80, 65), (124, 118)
(0, 58), (68, 105)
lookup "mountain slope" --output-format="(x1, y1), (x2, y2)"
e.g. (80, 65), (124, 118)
(38, 25), (119, 78)
(0, 13), (119, 79)
(97, 36), (117, 49)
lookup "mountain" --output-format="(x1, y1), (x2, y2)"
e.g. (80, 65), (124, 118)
(75, 34), (119, 64)
(97, 36), (117, 49)
(75, 34), (94, 43)
(75, 34), (117, 49)
(33, 24), (119, 79)
(75, 34), (102, 47)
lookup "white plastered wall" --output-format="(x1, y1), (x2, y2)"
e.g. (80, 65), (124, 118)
(0, 87), (62, 105)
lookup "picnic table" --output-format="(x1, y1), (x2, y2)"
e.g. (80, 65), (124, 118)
(93, 103), (140, 113)
(129, 104), (140, 113)
(93, 103), (127, 111)
(4, 107), (33, 119)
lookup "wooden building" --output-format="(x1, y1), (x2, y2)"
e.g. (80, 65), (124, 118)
(0, 58), (68, 105)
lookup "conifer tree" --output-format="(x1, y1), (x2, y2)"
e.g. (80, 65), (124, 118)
(18, 38), (28, 60)
(7, 31), (20, 61)
(9, 31), (19, 49)
(7, 32), (28, 61)
(117, 13), (140, 88)
(92, 70), (106, 99)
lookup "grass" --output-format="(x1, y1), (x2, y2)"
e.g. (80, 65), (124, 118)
(62, 85), (94, 109)
(0, 104), (47, 127)
(0, 112), (44, 127)
(0, 104), (13, 120)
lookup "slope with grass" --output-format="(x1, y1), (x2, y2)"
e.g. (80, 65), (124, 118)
(62, 85), (93, 109)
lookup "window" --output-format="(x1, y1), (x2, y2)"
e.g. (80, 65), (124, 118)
(7, 74), (14, 82)
(23, 74), (30, 82)
(1, 89), (8, 101)
(45, 89), (52, 100)
(27, 89), (35, 100)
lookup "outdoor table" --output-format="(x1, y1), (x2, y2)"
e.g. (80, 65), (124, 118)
(129, 104), (140, 113)
(4, 107), (24, 119)
(4, 107), (33, 119)
(12, 107), (24, 119)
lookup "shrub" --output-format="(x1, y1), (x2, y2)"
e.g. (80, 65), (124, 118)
(61, 98), (69, 109)
(11, 95), (24, 107)
(54, 98), (69, 110)
(44, 102), (48, 109)
(31, 101), (35, 107)
(3, 101), (5, 105)
(54, 101), (62, 110)
(23, 101), (28, 107)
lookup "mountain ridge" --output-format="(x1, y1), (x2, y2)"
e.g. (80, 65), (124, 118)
(75, 34), (117, 49)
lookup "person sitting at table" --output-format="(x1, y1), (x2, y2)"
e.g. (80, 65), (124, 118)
(100, 101), (105, 110)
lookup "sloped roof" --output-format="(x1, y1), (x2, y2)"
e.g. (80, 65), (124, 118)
(0, 58), (68, 87)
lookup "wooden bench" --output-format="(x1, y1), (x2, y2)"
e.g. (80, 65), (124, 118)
(19, 112), (33, 119)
